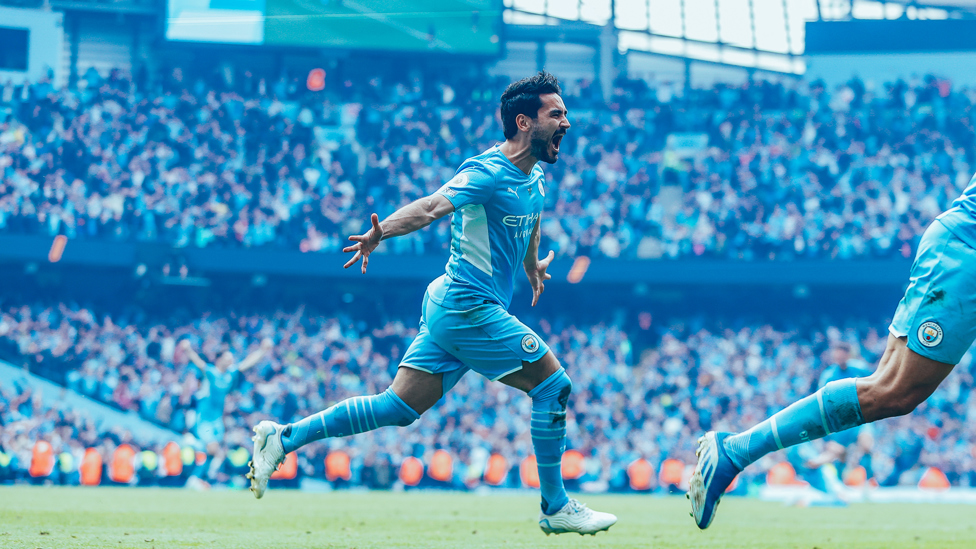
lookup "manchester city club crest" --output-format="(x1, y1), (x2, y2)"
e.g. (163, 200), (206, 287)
(917, 321), (944, 347)
(448, 173), (469, 188)
(521, 334), (539, 353)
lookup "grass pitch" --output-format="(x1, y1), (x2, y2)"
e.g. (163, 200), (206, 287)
(1, 486), (974, 548)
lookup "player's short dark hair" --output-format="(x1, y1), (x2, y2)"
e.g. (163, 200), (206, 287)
(500, 71), (562, 140)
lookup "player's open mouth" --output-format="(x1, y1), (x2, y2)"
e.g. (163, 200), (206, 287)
(551, 133), (563, 153)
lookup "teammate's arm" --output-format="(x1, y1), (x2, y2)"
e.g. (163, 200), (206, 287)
(523, 216), (555, 307)
(236, 338), (274, 372)
(343, 194), (455, 273)
(178, 340), (209, 370)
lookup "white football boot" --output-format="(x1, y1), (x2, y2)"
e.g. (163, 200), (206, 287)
(538, 498), (617, 536)
(246, 420), (286, 499)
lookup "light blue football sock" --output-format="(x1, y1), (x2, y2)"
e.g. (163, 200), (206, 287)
(529, 368), (572, 516)
(724, 378), (864, 470)
(280, 388), (420, 453)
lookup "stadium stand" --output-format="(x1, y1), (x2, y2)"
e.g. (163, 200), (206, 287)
(1, 299), (973, 490)
(0, 71), (968, 260)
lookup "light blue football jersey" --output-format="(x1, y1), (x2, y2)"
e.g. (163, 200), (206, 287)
(427, 145), (547, 310)
(937, 172), (976, 249)
(197, 366), (238, 422)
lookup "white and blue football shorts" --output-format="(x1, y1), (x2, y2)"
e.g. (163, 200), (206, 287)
(194, 418), (226, 446)
(399, 292), (550, 393)
(889, 220), (976, 365)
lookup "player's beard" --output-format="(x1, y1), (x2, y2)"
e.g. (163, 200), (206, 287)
(530, 126), (557, 164)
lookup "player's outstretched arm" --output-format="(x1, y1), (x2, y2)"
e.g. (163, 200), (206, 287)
(523, 216), (554, 307)
(343, 194), (455, 274)
(236, 338), (274, 372)
(178, 340), (209, 370)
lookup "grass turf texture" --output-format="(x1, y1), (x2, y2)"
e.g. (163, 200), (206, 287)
(1, 486), (974, 548)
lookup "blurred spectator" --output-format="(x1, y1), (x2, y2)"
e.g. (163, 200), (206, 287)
(1, 301), (973, 488)
(1, 71), (971, 260)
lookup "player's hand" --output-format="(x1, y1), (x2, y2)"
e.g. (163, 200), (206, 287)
(526, 250), (554, 307)
(343, 213), (383, 274)
(178, 340), (191, 351)
(260, 338), (274, 350)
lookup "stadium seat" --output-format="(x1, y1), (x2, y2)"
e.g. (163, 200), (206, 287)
(325, 451), (352, 482)
(519, 455), (540, 489)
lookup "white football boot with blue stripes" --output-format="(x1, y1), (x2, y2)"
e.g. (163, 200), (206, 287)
(246, 420), (286, 499)
(539, 498), (617, 536)
(689, 431), (742, 529)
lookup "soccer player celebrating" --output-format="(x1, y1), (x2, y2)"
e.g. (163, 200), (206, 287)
(690, 179), (976, 529)
(247, 71), (616, 536)
(180, 338), (273, 485)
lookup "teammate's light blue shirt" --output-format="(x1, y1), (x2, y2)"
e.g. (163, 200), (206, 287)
(197, 366), (238, 423)
(937, 172), (976, 248)
(818, 360), (872, 388)
(427, 145), (546, 310)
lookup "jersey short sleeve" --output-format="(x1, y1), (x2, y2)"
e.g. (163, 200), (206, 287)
(436, 164), (495, 209)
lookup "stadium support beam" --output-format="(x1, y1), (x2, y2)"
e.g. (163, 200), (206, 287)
(48, 0), (158, 15)
(598, 23), (618, 102)
(68, 14), (79, 87)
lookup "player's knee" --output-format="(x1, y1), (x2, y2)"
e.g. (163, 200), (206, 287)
(551, 368), (573, 408)
(862, 379), (922, 419)
(886, 390), (925, 418)
(381, 387), (423, 427)
(393, 413), (418, 427)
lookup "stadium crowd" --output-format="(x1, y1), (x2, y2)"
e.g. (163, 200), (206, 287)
(1, 302), (974, 489)
(1, 69), (973, 260)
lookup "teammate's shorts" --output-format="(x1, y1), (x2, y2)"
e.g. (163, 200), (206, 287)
(194, 418), (225, 446)
(399, 292), (550, 394)
(889, 220), (976, 365)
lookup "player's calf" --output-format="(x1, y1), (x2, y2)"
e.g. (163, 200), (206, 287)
(280, 388), (421, 453)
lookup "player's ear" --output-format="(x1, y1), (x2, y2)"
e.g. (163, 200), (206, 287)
(515, 112), (532, 133)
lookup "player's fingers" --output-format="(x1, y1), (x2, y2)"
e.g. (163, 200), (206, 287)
(361, 253), (369, 274)
(342, 244), (360, 253)
(371, 213), (382, 231)
(343, 251), (362, 269)
(348, 234), (366, 242)
(539, 250), (554, 267)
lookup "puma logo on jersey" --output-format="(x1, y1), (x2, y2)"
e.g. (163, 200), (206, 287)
(507, 187), (519, 199)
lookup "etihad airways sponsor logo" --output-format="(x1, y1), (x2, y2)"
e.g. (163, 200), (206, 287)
(501, 212), (540, 227)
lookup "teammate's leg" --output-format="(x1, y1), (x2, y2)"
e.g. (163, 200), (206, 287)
(725, 335), (953, 471)
(279, 367), (438, 453)
(690, 335), (955, 529)
(691, 219), (976, 529)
